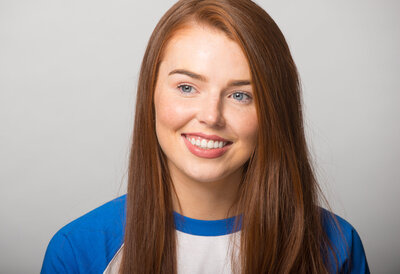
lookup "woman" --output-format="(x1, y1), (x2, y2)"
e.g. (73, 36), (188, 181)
(41, 0), (370, 273)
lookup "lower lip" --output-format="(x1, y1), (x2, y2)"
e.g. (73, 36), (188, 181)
(182, 135), (231, 159)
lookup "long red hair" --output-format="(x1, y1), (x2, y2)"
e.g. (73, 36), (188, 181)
(121, 0), (340, 273)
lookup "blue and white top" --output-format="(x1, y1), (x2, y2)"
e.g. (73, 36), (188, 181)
(41, 195), (370, 273)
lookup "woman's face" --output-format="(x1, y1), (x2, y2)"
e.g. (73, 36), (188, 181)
(154, 23), (258, 184)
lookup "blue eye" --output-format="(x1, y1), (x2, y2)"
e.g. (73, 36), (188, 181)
(232, 92), (251, 103)
(178, 84), (194, 94)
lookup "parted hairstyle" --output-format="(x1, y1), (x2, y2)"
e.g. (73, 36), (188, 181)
(121, 0), (343, 273)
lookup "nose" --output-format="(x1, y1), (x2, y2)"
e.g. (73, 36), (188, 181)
(197, 95), (225, 128)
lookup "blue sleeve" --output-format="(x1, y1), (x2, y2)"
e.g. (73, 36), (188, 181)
(40, 195), (126, 274)
(322, 209), (370, 273)
(345, 227), (370, 274)
(41, 231), (78, 274)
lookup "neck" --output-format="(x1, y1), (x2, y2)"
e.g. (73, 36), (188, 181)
(170, 167), (242, 220)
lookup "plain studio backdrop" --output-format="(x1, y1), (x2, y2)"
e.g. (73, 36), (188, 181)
(0, 0), (399, 273)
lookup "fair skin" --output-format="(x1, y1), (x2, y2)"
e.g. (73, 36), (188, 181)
(154, 22), (258, 220)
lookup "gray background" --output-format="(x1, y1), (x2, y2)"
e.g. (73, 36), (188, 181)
(1, 0), (399, 273)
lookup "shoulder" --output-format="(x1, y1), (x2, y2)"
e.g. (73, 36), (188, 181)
(320, 208), (370, 274)
(41, 195), (127, 274)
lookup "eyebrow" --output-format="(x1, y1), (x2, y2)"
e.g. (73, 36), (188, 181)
(168, 69), (251, 87)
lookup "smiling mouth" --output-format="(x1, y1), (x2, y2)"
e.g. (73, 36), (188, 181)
(182, 134), (232, 150)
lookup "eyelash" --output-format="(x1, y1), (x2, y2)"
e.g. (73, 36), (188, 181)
(177, 84), (252, 104)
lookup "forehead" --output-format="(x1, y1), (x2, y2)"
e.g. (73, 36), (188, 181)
(160, 23), (251, 81)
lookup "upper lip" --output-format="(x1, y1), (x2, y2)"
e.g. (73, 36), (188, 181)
(182, 132), (231, 142)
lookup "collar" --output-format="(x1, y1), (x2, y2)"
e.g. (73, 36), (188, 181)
(173, 211), (242, 236)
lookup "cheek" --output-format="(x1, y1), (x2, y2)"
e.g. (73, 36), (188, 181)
(228, 108), (258, 144)
(154, 91), (194, 134)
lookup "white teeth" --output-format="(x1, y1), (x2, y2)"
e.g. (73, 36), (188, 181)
(185, 135), (228, 150)
(213, 141), (219, 148)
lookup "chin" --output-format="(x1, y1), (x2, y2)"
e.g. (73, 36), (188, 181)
(185, 170), (230, 184)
